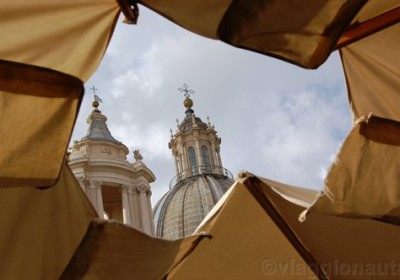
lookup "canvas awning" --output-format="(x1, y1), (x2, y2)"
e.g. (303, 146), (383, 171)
(139, 0), (366, 69)
(0, 163), (96, 279)
(168, 173), (400, 280)
(11, 170), (397, 280)
(0, 0), (119, 188)
(303, 2), (400, 221)
(1, 1), (400, 279)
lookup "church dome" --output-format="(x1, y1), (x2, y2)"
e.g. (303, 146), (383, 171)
(153, 85), (234, 240)
(154, 172), (233, 240)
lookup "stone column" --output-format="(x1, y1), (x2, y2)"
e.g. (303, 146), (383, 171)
(177, 155), (182, 175)
(215, 146), (223, 175)
(77, 177), (88, 193)
(179, 153), (185, 179)
(180, 145), (189, 178)
(128, 186), (140, 228)
(138, 185), (152, 235)
(121, 185), (132, 226)
(87, 180), (104, 218)
(217, 153), (223, 170)
(194, 136), (203, 174)
(210, 141), (217, 169)
(174, 156), (180, 175)
(146, 188), (155, 235)
(172, 149), (180, 178)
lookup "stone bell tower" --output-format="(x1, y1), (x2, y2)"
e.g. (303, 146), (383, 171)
(69, 88), (155, 235)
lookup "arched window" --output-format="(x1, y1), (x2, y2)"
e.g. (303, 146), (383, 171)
(201, 146), (211, 173)
(188, 147), (199, 175)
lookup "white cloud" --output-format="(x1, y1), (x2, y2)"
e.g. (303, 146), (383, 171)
(110, 52), (163, 99)
(111, 71), (137, 98)
(224, 87), (350, 189)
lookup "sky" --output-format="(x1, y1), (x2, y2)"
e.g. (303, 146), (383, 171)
(70, 6), (352, 206)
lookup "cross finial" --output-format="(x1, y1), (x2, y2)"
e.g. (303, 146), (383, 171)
(178, 83), (195, 98)
(90, 86), (98, 95)
(90, 85), (103, 103)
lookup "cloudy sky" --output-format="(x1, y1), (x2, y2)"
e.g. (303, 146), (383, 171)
(71, 7), (352, 205)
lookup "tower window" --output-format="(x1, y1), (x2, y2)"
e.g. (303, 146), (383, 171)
(188, 147), (199, 175)
(201, 146), (211, 173)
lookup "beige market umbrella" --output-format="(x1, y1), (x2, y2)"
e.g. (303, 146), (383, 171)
(167, 173), (400, 280)
(0, 0), (120, 188)
(58, 172), (400, 279)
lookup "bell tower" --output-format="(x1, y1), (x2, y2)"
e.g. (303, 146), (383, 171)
(69, 87), (156, 235)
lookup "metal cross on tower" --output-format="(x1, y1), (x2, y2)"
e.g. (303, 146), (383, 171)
(178, 83), (195, 98)
(90, 85), (103, 103)
(90, 85), (98, 95)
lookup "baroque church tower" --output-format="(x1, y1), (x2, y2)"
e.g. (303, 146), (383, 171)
(69, 91), (155, 236)
(153, 84), (234, 240)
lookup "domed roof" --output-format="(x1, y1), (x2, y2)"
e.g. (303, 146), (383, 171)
(69, 100), (131, 163)
(81, 105), (123, 146)
(154, 174), (234, 240)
